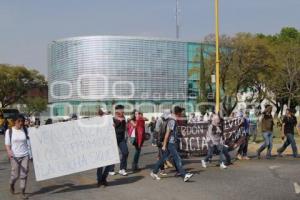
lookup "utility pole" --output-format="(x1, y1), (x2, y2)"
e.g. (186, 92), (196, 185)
(176, 0), (180, 39)
(215, 0), (220, 113)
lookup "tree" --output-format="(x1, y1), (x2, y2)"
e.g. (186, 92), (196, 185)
(23, 97), (47, 116)
(259, 27), (300, 113)
(0, 64), (47, 108)
(203, 33), (274, 116)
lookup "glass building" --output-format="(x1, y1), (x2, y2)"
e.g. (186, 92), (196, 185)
(48, 36), (214, 116)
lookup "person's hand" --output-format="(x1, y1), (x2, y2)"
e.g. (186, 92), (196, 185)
(162, 145), (166, 151)
(281, 133), (285, 140)
(7, 150), (13, 159)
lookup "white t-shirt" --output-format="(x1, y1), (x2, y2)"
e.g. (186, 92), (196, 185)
(5, 127), (29, 158)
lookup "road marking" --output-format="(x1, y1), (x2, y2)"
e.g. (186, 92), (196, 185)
(294, 182), (300, 194)
(269, 165), (280, 170)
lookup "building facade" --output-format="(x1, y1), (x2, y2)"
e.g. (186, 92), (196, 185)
(48, 36), (213, 116)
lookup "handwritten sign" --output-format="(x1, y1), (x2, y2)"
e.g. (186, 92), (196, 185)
(29, 115), (120, 181)
(178, 118), (245, 156)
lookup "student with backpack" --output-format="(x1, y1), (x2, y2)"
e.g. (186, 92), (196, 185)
(151, 106), (193, 182)
(5, 114), (31, 199)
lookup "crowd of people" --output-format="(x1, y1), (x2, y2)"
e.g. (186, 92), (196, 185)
(2, 104), (300, 199)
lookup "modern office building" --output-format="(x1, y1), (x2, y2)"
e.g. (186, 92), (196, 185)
(48, 36), (214, 116)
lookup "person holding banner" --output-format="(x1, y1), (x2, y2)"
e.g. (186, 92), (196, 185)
(236, 111), (251, 160)
(110, 105), (129, 176)
(5, 114), (31, 199)
(96, 108), (113, 187)
(151, 106), (193, 182)
(257, 105), (274, 159)
(201, 114), (228, 169)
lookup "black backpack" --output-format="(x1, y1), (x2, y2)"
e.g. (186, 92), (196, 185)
(156, 118), (174, 147)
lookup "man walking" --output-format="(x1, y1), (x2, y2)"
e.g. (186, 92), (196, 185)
(277, 109), (298, 158)
(257, 105), (274, 159)
(151, 106), (193, 182)
(110, 105), (129, 176)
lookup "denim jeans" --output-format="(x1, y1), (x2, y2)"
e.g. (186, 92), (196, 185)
(204, 144), (225, 163)
(238, 135), (249, 156)
(111, 139), (129, 171)
(97, 165), (113, 182)
(250, 125), (258, 142)
(132, 145), (141, 170)
(278, 133), (298, 157)
(257, 132), (273, 157)
(153, 143), (186, 177)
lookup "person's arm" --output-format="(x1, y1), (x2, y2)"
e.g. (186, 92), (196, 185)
(297, 123), (300, 136)
(4, 130), (13, 159)
(281, 122), (285, 139)
(162, 128), (171, 151)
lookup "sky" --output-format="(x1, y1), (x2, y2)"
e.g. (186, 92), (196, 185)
(0, 0), (299, 76)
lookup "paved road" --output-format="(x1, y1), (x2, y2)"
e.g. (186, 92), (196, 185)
(1, 136), (300, 200)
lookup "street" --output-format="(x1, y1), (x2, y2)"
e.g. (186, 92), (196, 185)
(1, 136), (300, 200)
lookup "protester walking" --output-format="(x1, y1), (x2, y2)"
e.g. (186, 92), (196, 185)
(148, 117), (157, 146)
(110, 105), (129, 176)
(257, 105), (274, 159)
(277, 109), (298, 158)
(128, 111), (147, 171)
(201, 114), (228, 169)
(96, 108), (113, 187)
(250, 112), (258, 143)
(5, 114), (31, 199)
(151, 106), (193, 182)
(236, 111), (251, 160)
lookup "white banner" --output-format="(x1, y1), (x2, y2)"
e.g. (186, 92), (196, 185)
(29, 115), (120, 181)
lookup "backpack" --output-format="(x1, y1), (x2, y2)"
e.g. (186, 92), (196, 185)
(9, 127), (30, 144)
(156, 118), (175, 147)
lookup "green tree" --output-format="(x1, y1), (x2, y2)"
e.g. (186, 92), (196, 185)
(0, 64), (47, 108)
(23, 96), (47, 115)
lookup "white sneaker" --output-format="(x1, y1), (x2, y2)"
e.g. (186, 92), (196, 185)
(119, 169), (128, 176)
(109, 172), (116, 176)
(183, 173), (194, 182)
(150, 172), (161, 180)
(159, 171), (168, 176)
(201, 160), (207, 168)
(220, 162), (227, 169)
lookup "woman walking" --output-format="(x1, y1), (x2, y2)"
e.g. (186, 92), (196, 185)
(5, 114), (31, 199)
(128, 111), (147, 171)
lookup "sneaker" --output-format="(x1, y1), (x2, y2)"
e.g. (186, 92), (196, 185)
(109, 172), (116, 176)
(119, 169), (128, 176)
(201, 160), (207, 168)
(220, 162), (227, 169)
(150, 172), (161, 180)
(236, 154), (243, 160)
(159, 171), (168, 176)
(256, 151), (261, 159)
(21, 189), (28, 199)
(277, 150), (283, 157)
(243, 156), (250, 160)
(183, 173), (193, 182)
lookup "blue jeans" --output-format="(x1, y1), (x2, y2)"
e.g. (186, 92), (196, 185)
(204, 144), (225, 163)
(278, 133), (298, 157)
(153, 143), (186, 177)
(257, 132), (273, 157)
(97, 165), (113, 182)
(111, 139), (129, 171)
